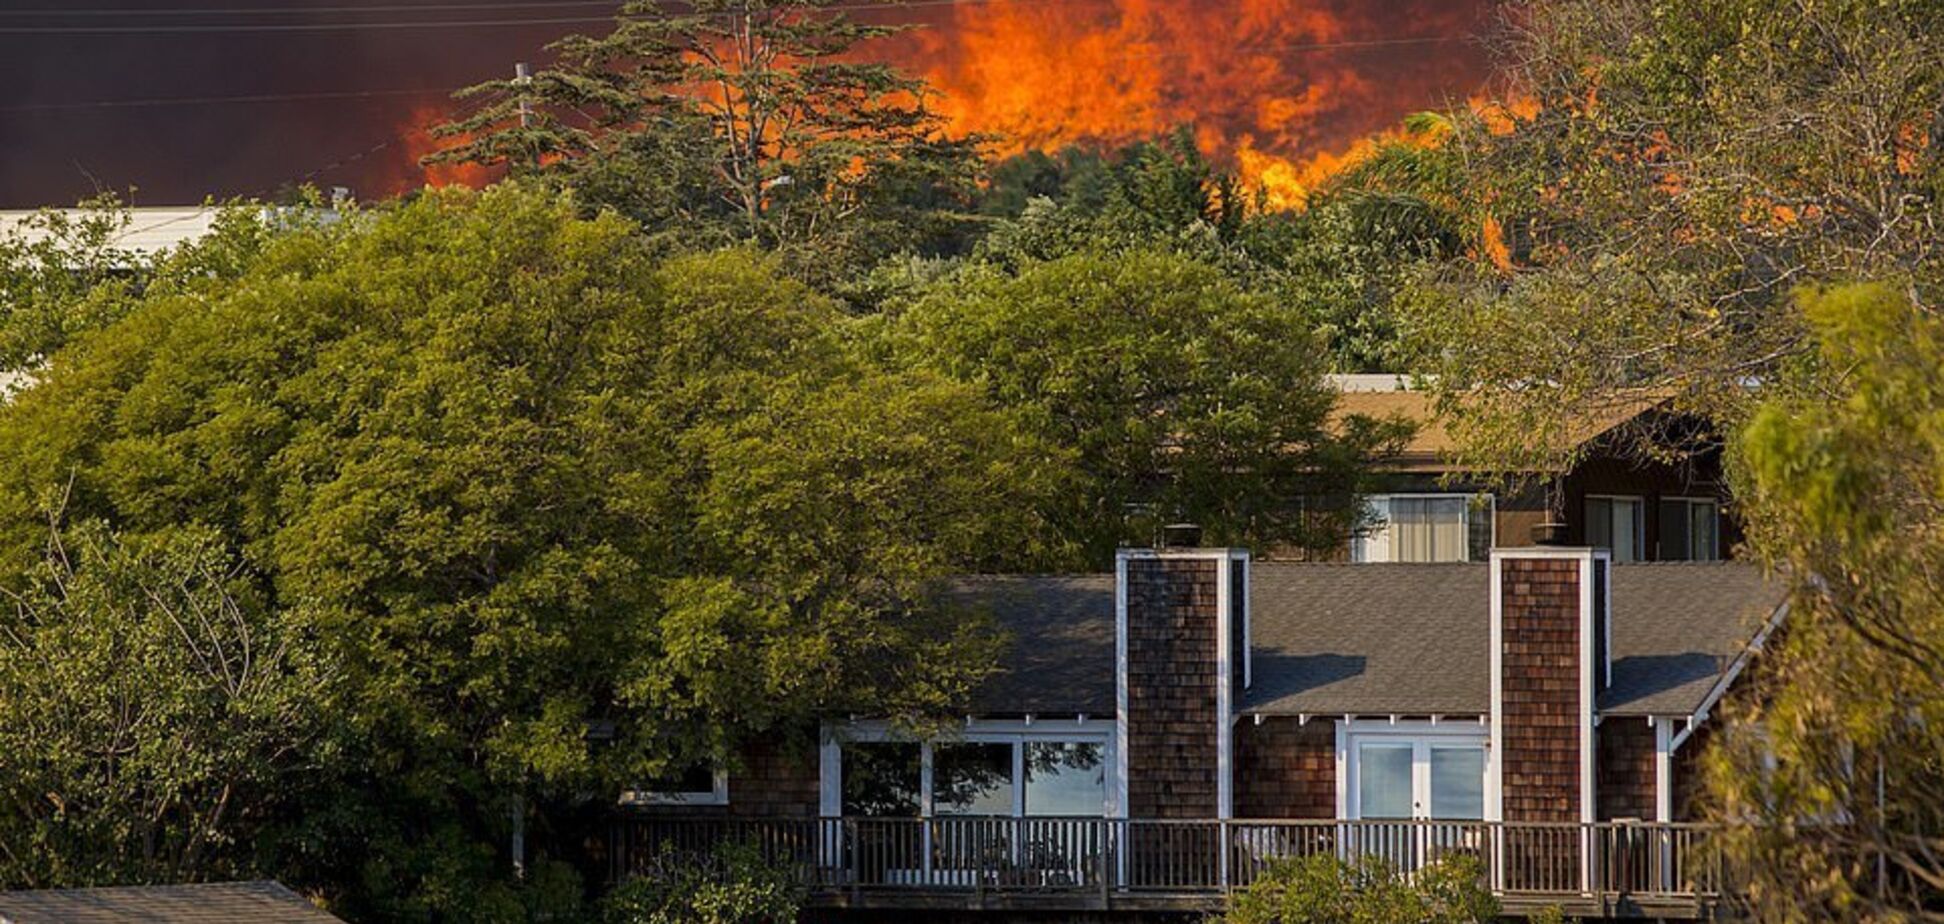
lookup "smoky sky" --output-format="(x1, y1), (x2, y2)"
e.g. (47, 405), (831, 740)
(0, 0), (1499, 208)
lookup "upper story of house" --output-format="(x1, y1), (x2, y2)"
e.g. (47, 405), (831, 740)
(1328, 375), (1736, 565)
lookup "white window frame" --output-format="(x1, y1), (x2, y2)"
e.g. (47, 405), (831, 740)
(1585, 494), (1646, 561)
(820, 718), (1117, 818)
(1658, 496), (1721, 561)
(1335, 720), (1490, 821)
(1353, 493), (1496, 563)
(623, 768), (730, 807)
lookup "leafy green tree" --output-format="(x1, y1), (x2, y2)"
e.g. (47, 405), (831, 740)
(879, 247), (1407, 563)
(1401, 0), (1944, 462)
(430, 0), (985, 286)
(957, 128), (1461, 371)
(0, 520), (336, 888)
(1706, 283), (1944, 922)
(1224, 853), (1498, 924)
(0, 184), (1062, 917)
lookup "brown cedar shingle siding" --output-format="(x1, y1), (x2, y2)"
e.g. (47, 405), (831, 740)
(1598, 720), (1658, 820)
(732, 738), (821, 817)
(1235, 717), (1335, 818)
(1124, 557), (1220, 818)
(1500, 557), (1583, 822)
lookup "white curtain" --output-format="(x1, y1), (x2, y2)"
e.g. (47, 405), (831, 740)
(1391, 497), (1469, 562)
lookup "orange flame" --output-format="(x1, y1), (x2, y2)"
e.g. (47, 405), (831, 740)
(399, 105), (496, 193)
(904, 0), (1493, 209)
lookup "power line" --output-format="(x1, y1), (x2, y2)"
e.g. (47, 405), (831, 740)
(0, 1), (621, 14)
(0, 87), (462, 114)
(0, 0), (1084, 34)
(0, 14), (617, 34)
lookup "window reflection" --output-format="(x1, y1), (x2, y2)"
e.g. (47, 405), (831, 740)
(1025, 741), (1105, 816)
(932, 742), (1014, 815)
(842, 741), (920, 816)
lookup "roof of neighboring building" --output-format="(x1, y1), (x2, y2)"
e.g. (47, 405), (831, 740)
(1240, 561), (1787, 718)
(0, 881), (342, 924)
(0, 207), (224, 256)
(1326, 376), (1675, 473)
(945, 575), (1116, 715)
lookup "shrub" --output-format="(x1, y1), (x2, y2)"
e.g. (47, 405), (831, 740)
(1224, 852), (1498, 924)
(602, 843), (802, 924)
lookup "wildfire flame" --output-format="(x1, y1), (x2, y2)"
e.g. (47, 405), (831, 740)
(905, 0), (1495, 208)
(404, 1), (1495, 209)
(399, 105), (497, 194)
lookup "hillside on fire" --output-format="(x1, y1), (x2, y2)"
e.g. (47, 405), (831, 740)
(0, 1), (1941, 922)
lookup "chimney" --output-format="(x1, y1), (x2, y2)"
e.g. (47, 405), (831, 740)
(1490, 548), (1610, 832)
(1116, 544), (1248, 821)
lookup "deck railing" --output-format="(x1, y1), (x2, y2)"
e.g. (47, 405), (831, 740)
(611, 816), (1720, 903)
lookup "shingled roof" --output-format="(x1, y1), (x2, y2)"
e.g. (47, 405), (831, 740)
(946, 561), (1785, 721)
(1239, 561), (1787, 718)
(943, 575), (1116, 715)
(0, 881), (342, 924)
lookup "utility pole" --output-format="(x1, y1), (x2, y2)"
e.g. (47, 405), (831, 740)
(514, 62), (533, 129)
(514, 62), (539, 168)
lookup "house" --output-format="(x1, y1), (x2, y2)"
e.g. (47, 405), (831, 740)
(1330, 375), (1738, 564)
(614, 538), (1786, 919)
(0, 881), (343, 923)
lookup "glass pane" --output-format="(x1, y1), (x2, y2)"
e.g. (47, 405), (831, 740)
(932, 742), (1014, 815)
(1467, 498), (1494, 562)
(1357, 744), (1414, 819)
(1612, 499), (1640, 561)
(842, 742), (921, 816)
(647, 762), (716, 795)
(1394, 498), (1468, 563)
(1690, 502), (1719, 561)
(1586, 498), (1612, 551)
(1430, 747), (1486, 820)
(1657, 499), (1691, 560)
(1024, 741), (1106, 816)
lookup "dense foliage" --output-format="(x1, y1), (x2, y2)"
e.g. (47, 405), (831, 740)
(1706, 284), (1944, 922)
(0, 521), (335, 888)
(1224, 853), (1499, 924)
(602, 845), (800, 924)
(0, 186), (1067, 916)
(1399, 0), (1944, 470)
(431, 0), (985, 288)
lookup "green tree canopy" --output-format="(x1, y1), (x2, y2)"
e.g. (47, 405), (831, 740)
(0, 184), (1063, 917)
(0, 520), (336, 889)
(1399, 0), (1944, 469)
(1707, 283), (1944, 922)
(877, 247), (1407, 561)
(430, 0), (985, 287)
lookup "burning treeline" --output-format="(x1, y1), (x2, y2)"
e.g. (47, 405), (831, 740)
(400, 0), (1496, 207)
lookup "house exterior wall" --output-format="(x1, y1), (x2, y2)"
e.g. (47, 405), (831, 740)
(1233, 717), (1335, 818)
(731, 737), (823, 817)
(1597, 720), (1658, 821)
(1123, 556), (1221, 818)
(1498, 556), (1586, 823)
(1673, 724), (1713, 821)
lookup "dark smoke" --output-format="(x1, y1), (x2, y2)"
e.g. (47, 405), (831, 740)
(0, 0), (1497, 208)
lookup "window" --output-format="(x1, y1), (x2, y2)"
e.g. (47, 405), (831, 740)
(626, 762), (728, 806)
(1354, 495), (1495, 563)
(1346, 728), (1488, 821)
(932, 742), (1013, 816)
(842, 742), (922, 816)
(1585, 496), (1644, 561)
(1024, 741), (1106, 816)
(1658, 498), (1720, 561)
(830, 726), (1111, 818)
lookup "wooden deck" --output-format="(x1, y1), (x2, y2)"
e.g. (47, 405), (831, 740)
(614, 816), (1721, 920)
